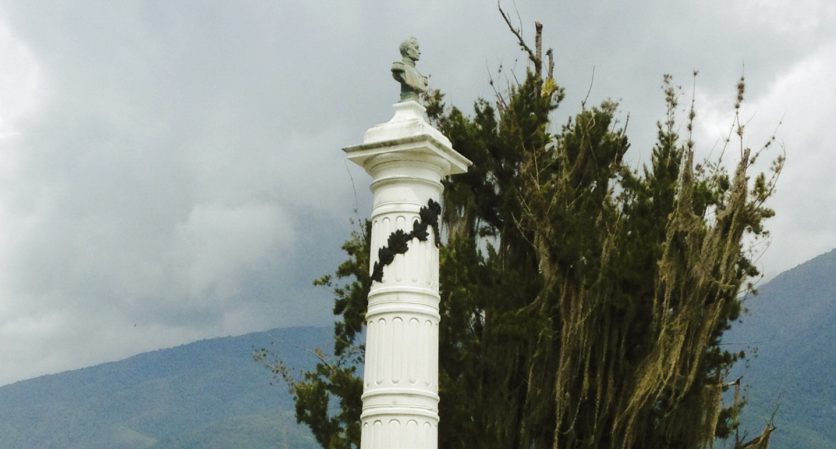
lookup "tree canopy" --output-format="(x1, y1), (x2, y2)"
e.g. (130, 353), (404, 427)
(260, 17), (783, 449)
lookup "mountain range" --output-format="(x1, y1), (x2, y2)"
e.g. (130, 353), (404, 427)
(2, 250), (835, 448)
(0, 326), (330, 449)
(725, 249), (836, 449)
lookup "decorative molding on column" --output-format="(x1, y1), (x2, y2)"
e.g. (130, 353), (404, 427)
(344, 67), (470, 449)
(343, 101), (470, 176)
(370, 198), (441, 283)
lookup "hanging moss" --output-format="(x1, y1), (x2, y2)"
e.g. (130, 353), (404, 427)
(263, 19), (783, 449)
(430, 49), (781, 449)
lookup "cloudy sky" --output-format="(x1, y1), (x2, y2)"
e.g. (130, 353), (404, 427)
(0, 0), (834, 386)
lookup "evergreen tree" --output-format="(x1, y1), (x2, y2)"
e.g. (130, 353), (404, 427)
(259, 17), (782, 449)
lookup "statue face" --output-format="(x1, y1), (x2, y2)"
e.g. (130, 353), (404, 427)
(406, 40), (420, 61)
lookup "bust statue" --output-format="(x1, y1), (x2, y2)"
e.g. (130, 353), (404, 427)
(391, 37), (429, 102)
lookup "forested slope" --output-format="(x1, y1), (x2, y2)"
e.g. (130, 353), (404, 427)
(726, 249), (836, 449)
(0, 326), (329, 449)
(1, 248), (833, 449)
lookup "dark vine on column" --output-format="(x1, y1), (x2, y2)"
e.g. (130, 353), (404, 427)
(370, 198), (441, 283)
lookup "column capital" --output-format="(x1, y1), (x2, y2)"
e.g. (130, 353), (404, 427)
(343, 101), (471, 177)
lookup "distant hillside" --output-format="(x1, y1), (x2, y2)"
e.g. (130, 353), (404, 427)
(0, 326), (332, 449)
(726, 249), (836, 449)
(3, 250), (834, 449)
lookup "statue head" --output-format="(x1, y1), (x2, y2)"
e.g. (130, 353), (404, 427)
(399, 37), (421, 63)
(392, 37), (428, 102)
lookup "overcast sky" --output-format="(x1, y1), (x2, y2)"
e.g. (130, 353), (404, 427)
(0, 0), (834, 386)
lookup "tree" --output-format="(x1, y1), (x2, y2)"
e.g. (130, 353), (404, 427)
(258, 15), (783, 449)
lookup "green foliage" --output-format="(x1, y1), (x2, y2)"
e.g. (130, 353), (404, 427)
(275, 24), (783, 449)
(259, 223), (370, 449)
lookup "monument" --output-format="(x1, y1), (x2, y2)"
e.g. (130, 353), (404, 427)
(343, 38), (471, 449)
(391, 37), (429, 102)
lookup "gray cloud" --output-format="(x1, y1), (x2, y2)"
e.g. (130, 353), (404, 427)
(0, 0), (833, 385)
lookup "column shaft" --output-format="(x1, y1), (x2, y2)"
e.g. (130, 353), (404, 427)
(344, 100), (471, 449)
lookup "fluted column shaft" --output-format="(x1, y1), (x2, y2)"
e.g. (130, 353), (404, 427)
(344, 100), (470, 449)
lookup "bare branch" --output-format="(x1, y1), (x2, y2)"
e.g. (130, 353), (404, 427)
(512, 0), (524, 34)
(486, 61), (509, 112)
(498, 0), (539, 72)
(535, 21), (543, 74)
(581, 66), (595, 110)
(686, 70), (698, 151)
(546, 48), (555, 81)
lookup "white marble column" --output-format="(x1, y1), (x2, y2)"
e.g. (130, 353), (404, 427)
(344, 100), (470, 449)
